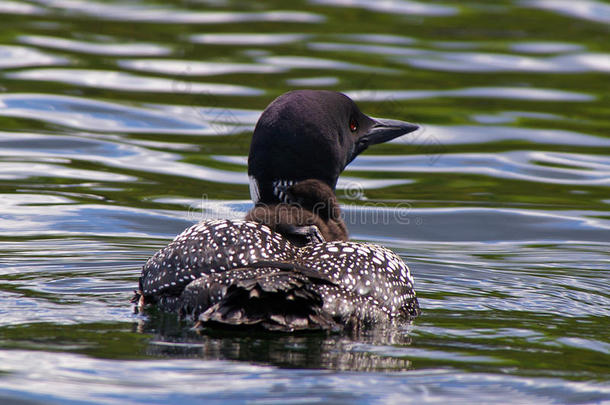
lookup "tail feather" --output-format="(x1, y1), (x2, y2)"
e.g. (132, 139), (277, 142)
(186, 271), (339, 332)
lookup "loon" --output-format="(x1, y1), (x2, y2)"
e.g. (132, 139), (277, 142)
(134, 90), (421, 331)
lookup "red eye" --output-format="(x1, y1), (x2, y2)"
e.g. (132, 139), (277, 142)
(349, 118), (358, 132)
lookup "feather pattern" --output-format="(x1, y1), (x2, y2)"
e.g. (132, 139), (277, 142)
(137, 219), (419, 331)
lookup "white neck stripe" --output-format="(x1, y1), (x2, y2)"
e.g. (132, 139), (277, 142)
(248, 175), (260, 204)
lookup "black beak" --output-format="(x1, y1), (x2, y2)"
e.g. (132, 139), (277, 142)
(350, 118), (419, 162)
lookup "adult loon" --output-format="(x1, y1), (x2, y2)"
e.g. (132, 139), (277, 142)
(134, 90), (421, 331)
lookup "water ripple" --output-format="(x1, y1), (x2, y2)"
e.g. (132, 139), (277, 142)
(314, 38), (589, 56)
(401, 51), (610, 73)
(0, 94), (217, 134)
(349, 152), (610, 186)
(190, 33), (309, 45)
(19, 35), (172, 56)
(471, 111), (562, 124)
(30, 0), (324, 23)
(149, 102), (260, 129)
(524, 0), (610, 24)
(0, 350), (607, 404)
(400, 125), (610, 147)
(0, 131), (248, 186)
(310, 39), (610, 73)
(345, 206), (610, 244)
(6, 69), (264, 95)
(257, 55), (399, 73)
(340, 34), (416, 45)
(347, 86), (594, 102)
(509, 41), (585, 54)
(0, 45), (67, 69)
(286, 76), (339, 86)
(310, 41), (423, 56)
(119, 59), (287, 76)
(0, 197), (189, 238)
(0, 0), (609, 399)
(310, 0), (457, 16)
(0, 0), (47, 14)
(0, 161), (136, 182)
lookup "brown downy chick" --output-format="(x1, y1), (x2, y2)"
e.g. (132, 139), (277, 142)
(245, 179), (348, 246)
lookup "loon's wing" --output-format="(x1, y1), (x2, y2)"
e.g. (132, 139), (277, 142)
(179, 267), (339, 332)
(177, 253), (419, 332)
(137, 219), (294, 309)
(298, 241), (420, 319)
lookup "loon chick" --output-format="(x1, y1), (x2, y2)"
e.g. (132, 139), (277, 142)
(134, 90), (420, 331)
(245, 179), (348, 246)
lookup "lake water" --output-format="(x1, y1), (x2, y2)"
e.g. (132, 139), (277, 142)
(1, 0), (609, 403)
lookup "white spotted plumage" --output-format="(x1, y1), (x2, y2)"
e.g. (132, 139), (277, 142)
(139, 219), (418, 322)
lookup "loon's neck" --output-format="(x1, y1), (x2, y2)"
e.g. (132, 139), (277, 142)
(249, 175), (337, 206)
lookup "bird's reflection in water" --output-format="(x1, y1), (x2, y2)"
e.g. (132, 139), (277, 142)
(135, 310), (415, 371)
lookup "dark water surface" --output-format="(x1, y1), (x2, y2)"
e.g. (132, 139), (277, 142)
(1, 0), (609, 403)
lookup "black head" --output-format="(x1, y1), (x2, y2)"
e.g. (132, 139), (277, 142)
(248, 90), (419, 204)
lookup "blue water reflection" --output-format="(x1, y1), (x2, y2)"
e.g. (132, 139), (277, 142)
(7, 69), (264, 95)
